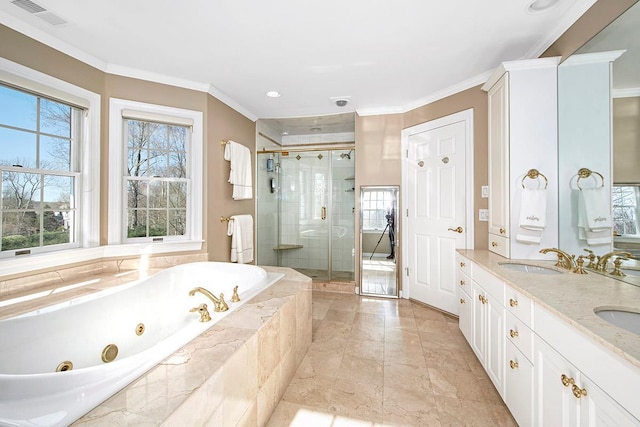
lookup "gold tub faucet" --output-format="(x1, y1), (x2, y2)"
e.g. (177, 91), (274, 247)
(190, 303), (211, 322)
(189, 287), (229, 312)
(539, 248), (576, 270)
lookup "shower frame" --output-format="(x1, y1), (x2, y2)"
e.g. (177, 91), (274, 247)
(256, 147), (355, 282)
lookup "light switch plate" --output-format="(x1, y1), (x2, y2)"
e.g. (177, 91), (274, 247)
(479, 209), (489, 221)
(481, 185), (489, 198)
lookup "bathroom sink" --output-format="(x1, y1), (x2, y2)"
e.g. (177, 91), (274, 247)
(595, 309), (640, 335)
(498, 262), (562, 275)
(621, 268), (640, 277)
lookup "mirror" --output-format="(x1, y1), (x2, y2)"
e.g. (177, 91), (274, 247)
(558, 2), (640, 284)
(359, 186), (399, 297)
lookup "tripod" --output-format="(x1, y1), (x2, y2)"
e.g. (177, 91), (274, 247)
(370, 221), (393, 260)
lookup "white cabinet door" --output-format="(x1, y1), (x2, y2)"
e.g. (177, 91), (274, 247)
(458, 273), (472, 343)
(506, 340), (533, 427)
(471, 281), (486, 366)
(579, 375), (639, 427)
(487, 72), (510, 242)
(485, 291), (505, 396)
(535, 337), (581, 427)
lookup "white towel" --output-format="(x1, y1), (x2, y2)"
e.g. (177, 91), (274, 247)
(577, 188), (612, 245)
(516, 188), (547, 244)
(227, 214), (254, 263)
(224, 141), (253, 200)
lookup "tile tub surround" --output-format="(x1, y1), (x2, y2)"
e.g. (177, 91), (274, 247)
(69, 266), (312, 426)
(457, 250), (640, 369)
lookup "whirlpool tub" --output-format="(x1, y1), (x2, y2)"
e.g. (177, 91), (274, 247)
(0, 262), (285, 426)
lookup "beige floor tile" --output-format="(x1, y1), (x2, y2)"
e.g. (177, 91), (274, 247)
(329, 380), (384, 422)
(337, 353), (384, 386)
(384, 342), (427, 367)
(271, 291), (513, 427)
(383, 361), (432, 393)
(382, 385), (441, 427)
(345, 337), (385, 360)
(281, 374), (335, 410)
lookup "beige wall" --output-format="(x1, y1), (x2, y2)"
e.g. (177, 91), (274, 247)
(613, 96), (640, 184)
(0, 23), (255, 264)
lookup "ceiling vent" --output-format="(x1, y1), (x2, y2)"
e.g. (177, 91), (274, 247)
(11, 0), (68, 26)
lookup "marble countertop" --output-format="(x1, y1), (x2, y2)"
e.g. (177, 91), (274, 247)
(458, 250), (640, 371)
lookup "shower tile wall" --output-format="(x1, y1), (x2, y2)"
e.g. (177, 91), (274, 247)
(331, 154), (355, 274)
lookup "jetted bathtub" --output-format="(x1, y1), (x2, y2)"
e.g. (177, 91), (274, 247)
(0, 262), (284, 427)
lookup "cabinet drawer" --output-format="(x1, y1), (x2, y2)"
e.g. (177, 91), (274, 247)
(506, 311), (533, 363)
(473, 264), (505, 305)
(458, 270), (472, 298)
(505, 340), (533, 427)
(505, 286), (533, 327)
(489, 233), (510, 258)
(456, 254), (472, 276)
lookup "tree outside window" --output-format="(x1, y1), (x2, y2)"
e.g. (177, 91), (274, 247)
(125, 119), (188, 239)
(612, 185), (640, 236)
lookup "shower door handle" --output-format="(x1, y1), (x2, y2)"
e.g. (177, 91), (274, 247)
(321, 207), (327, 220)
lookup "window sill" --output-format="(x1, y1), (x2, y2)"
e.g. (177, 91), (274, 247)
(0, 241), (204, 278)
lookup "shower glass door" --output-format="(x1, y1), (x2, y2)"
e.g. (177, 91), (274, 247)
(279, 151), (330, 279)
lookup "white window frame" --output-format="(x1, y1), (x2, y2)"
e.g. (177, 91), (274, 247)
(107, 98), (203, 256)
(0, 58), (101, 277)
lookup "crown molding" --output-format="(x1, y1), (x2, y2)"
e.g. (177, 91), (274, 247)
(562, 50), (626, 66)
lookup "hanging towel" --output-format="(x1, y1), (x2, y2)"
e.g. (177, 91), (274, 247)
(577, 188), (612, 245)
(224, 141), (253, 200)
(227, 214), (254, 263)
(516, 188), (547, 244)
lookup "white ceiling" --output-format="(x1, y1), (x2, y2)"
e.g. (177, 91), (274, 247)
(0, 0), (597, 121)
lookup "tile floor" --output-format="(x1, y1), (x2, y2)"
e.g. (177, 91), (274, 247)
(361, 256), (397, 297)
(267, 291), (517, 427)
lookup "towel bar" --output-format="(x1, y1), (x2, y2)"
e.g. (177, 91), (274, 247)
(521, 169), (548, 189)
(220, 216), (232, 222)
(220, 140), (230, 146)
(576, 168), (604, 189)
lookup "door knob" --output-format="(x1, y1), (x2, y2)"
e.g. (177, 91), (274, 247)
(448, 226), (463, 233)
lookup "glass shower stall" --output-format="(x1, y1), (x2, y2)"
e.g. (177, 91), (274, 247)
(256, 149), (355, 282)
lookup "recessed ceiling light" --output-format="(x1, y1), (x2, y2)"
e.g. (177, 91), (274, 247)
(266, 91), (281, 98)
(527, 0), (559, 14)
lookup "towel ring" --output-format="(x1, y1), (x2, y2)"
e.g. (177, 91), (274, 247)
(521, 169), (548, 189)
(576, 168), (604, 190)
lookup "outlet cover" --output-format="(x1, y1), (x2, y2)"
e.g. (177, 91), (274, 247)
(479, 209), (489, 221)
(481, 185), (489, 198)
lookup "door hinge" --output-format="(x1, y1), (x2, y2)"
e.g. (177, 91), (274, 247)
(406, 267), (410, 276)
(405, 149), (409, 158)
(406, 208), (409, 217)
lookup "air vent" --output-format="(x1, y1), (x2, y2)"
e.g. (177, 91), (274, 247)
(11, 0), (45, 14)
(10, 0), (68, 26)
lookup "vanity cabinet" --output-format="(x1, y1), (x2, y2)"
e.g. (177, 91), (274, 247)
(457, 253), (640, 427)
(482, 58), (560, 259)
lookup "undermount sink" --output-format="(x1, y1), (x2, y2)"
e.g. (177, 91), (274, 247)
(621, 268), (640, 277)
(498, 262), (562, 275)
(595, 308), (640, 335)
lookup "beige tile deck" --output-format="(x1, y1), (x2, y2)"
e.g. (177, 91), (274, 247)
(268, 290), (518, 427)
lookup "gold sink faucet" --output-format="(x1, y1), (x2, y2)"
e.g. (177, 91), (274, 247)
(189, 287), (229, 312)
(539, 248), (577, 270)
(596, 251), (632, 272)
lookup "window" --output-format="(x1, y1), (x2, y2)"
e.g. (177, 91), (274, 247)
(0, 58), (98, 275)
(612, 185), (640, 236)
(108, 99), (203, 253)
(362, 189), (396, 231)
(125, 119), (188, 239)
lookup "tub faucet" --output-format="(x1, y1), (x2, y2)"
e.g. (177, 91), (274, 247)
(539, 248), (576, 270)
(189, 287), (228, 312)
(190, 303), (211, 322)
(596, 251), (632, 272)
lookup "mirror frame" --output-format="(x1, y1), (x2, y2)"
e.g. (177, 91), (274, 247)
(359, 185), (399, 297)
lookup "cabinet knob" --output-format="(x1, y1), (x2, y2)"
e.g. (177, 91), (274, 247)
(491, 241), (498, 247)
(561, 374), (575, 387)
(509, 298), (518, 307)
(509, 360), (519, 369)
(500, 228), (506, 234)
(460, 279), (465, 286)
(478, 295), (487, 304)
(460, 261), (466, 268)
(460, 298), (466, 304)
(572, 384), (588, 399)
(509, 329), (519, 338)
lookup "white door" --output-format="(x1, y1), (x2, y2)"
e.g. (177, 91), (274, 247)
(404, 111), (470, 315)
